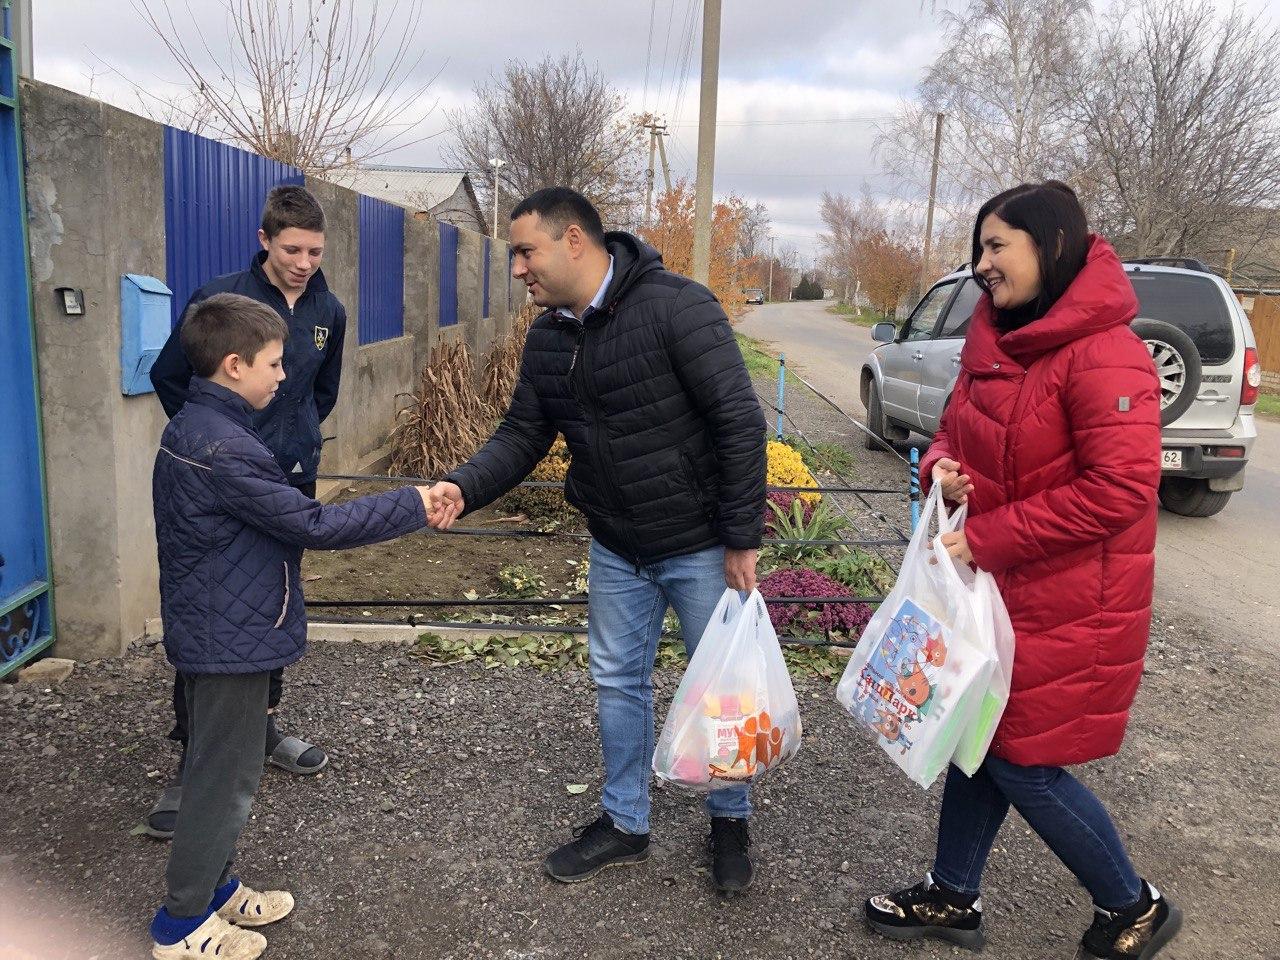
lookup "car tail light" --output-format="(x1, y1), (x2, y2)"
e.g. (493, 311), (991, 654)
(1242, 347), (1261, 407)
(1209, 446), (1245, 458)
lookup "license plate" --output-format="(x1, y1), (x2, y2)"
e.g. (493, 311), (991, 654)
(1161, 449), (1184, 470)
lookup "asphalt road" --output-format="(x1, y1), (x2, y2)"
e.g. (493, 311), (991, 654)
(737, 299), (1280, 652)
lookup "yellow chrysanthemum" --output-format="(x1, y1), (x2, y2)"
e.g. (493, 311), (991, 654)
(766, 440), (821, 505)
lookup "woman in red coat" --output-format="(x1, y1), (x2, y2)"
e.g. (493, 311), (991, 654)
(864, 182), (1181, 959)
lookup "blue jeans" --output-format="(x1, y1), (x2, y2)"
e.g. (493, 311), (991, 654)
(588, 539), (751, 834)
(933, 756), (1142, 911)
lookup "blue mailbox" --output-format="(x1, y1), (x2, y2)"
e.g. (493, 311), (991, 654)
(120, 274), (173, 396)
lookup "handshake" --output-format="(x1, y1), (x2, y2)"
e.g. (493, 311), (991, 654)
(415, 482), (466, 530)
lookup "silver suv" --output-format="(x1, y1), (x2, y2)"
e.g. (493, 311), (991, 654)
(861, 260), (1262, 518)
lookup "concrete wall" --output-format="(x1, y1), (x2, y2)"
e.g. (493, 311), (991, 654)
(24, 82), (170, 662)
(21, 79), (514, 661)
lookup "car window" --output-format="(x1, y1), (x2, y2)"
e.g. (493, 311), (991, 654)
(901, 281), (956, 342)
(1127, 272), (1235, 365)
(936, 279), (981, 339)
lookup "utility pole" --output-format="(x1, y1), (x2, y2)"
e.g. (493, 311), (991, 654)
(691, 0), (722, 286)
(644, 124), (658, 227)
(488, 157), (506, 239)
(13, 0), (33, 78)
(920, 112), (944, 297)
(767, 237), (775, 302)
(656, 128), (672, 193)
(643, 120), (669, 227)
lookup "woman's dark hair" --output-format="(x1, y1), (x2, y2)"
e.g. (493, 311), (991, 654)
(971, 180), (1089, 327)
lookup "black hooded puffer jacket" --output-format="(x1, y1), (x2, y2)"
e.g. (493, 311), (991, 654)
(445, 232), (766, 565)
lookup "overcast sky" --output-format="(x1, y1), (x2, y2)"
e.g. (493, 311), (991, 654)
(30, 0), (1274, 261)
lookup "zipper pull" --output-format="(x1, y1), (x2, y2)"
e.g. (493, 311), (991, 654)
(569, 328), (584, 375)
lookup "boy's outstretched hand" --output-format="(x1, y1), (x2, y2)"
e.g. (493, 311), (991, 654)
(423, 482), (465, 530)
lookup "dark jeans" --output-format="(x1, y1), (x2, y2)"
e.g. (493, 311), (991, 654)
(932, 756), (1143, 911)
(166, 671), (270, 917)
(167, 480), (315, 746)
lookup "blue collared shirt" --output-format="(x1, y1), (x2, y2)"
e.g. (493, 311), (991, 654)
(556, 256), (615, 322)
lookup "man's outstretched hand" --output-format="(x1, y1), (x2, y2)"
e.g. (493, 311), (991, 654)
(725, 547), (759, 593)
(422, 482), (465, 530)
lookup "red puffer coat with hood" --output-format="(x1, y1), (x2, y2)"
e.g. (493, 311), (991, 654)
(920, 235), (1162, 767)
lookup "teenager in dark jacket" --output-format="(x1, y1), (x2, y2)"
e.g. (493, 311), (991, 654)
(148, 293), (430, 960)
(147, 186), (343, 837)
(427, 188), (767, 893)
(865, 182), (1180, 960)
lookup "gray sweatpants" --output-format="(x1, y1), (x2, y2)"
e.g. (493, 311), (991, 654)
(165, 671), (270, 917)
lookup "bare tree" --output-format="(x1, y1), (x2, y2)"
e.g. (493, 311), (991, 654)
(129, 0), (437, 174)
(818, 188), (885, 302)
(877, 0), (1089, 215)
(1071, 0), (1280, 256)
(446, 52), (649, 231)
(735, 201), (771, 259)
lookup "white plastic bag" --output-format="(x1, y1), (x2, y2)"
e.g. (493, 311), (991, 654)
(653, 589), (802, 791)
(951, 569), (1016, 775)
(836, 485), (996, 788)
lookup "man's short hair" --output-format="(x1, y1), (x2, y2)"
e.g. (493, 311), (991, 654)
(511, 187), (606, 245)
(260, 185), (326, 238)
(181, 293), (289, 377)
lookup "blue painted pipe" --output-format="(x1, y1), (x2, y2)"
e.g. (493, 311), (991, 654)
(909, 446), (921, 531)
(776, 353), (786, 439)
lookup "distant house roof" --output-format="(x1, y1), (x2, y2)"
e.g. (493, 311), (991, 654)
(329, 164), (488, 233)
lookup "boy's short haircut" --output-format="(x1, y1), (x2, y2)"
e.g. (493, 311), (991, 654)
(181, 293), (289, 377)
(260, 185), (326, 238)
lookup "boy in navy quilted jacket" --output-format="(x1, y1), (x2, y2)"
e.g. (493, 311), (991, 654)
(148, 292), (433, 960)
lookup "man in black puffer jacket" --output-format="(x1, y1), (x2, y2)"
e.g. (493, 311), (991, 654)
(429, 188), (766, 893)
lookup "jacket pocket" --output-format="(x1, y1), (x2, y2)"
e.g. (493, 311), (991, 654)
(273, 561), (290, 629)
(299, 399), (323, 474)
(679, 449), (717, 522)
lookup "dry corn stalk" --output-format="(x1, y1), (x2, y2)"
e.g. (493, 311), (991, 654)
(388, 339), (491, 479)
(481, 302), (538, 419)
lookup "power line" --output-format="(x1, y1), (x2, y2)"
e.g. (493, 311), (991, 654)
(641, 0), (657, 113)
(668, 114), (894, 127)
(716, 170), (892, 179)
(669, 0), (701, 125)
(654, 0), (678, 111)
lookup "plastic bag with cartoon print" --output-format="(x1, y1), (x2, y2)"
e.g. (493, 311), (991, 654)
(653, 589), (802, 792)
(836, 484), (997, 788)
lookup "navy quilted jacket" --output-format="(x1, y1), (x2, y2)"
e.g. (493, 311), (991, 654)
(154, 379), (426, 674)
(150, 252), (347, 485)
(445, 232), (766, 565)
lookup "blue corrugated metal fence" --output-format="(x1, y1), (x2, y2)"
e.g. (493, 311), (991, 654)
(0, 4), (55, 676)
(163, 128), (303, 326)
(357, 194), (405, 343)
(439, 221), (459, 327)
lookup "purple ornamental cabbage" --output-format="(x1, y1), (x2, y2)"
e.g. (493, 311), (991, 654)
(759, 567), (873, 637)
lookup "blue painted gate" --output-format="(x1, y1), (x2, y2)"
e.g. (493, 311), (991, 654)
(0, 1), (54, 676)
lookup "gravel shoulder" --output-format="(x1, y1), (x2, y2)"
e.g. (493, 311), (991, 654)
(2, 358), (1275, 960)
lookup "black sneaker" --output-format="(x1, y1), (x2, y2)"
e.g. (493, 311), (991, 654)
(1079, 881), (1182, 959)
(543, 813), (650, 883)
(865, 872), (985, 951)
(708, 817), (754, 893)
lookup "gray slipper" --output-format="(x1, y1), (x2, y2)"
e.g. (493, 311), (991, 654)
(145, 785), (182, 840)
(267, 735), (328, 775)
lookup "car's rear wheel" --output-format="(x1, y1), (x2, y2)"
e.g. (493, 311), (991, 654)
(1130, 318), (1202, 426)
(865, 381), (909, 451)
(1159, 477), (1232, 518)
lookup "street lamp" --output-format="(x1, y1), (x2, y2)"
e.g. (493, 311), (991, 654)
(488, 157), (506, 239)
